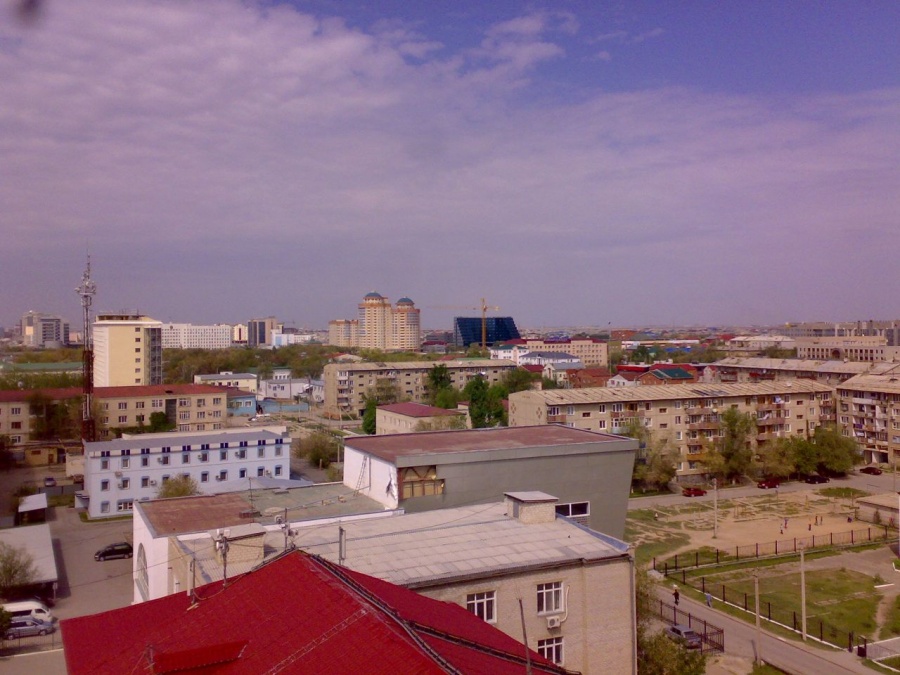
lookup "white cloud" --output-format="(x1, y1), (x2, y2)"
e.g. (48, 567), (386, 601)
(0, 1), (898, 327)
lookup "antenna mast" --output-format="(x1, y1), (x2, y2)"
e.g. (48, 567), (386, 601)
(76, 257), (97, 441)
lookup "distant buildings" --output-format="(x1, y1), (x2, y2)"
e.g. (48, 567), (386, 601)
(782, 320), (900, 346)
(193, 371), (258, 394)
(794, 336), (900, 362)
(93, 314), (162, 387)
(509, 381), (835, 477)
(19, 311), (70, 348)
(491, 337), (608, 367)
(247, 316), (280, 347)
(160, 323), (233, 349)
(453, 316), (519, 348)
(323, 359), (516, 418)
(328, 292), (421, 351)
(375, 401), (468, 434)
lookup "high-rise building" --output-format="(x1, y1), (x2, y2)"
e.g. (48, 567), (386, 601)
(453, 316), (520, 348)
(93, 314), (162, 387)
(20, 311), (70, 348)
(247, 317), (280, 347)
(329, 293), (420, 351)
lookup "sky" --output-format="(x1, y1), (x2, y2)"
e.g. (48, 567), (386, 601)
(2, 0), (899, 332)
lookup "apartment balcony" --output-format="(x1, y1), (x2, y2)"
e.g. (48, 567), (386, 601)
(687, 421), (719, 431)
(547, 414), (567, 424)
(756, 403), (785, 413)
(756, 416), (783, 427)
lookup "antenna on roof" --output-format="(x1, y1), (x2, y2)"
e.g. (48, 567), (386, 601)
(76, 255), (97, 441)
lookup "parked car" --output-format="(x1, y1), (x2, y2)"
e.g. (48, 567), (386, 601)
(664, 624), (702, 649)
(43, 477), (57, 488)
(4, 616), (55, 639)
(805, 474), (830, 484)
(860, 466), (883, 475)
(94, 542), (133, 561)
(757, 478), (780, 489)
(682, 487), (707, 497)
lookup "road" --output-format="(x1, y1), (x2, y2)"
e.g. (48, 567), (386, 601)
(630, 469), (900, 512)
(673, 593), (870, 674)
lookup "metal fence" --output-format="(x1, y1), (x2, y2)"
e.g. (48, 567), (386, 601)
(654, 526), (889, 574)
(0, 629), (63, 656)
(647, 598), (725, 654)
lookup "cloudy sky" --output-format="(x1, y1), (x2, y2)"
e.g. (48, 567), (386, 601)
(2, 1), (899, 332)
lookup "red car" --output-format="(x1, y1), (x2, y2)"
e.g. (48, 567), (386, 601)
(682, 487), (707, 497)
(757, 478), (780, 489)
(860, 466), (883, 475)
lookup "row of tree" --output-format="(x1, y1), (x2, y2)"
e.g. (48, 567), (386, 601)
(629, 407), (860, 492)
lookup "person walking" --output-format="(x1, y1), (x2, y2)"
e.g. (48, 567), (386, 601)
(705, 591), (712, 607)
(673, 587), (680, 606)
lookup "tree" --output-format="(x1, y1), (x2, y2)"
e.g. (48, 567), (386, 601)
(156, 475), (200, 499)
(362, 398), (377, 435)
(540, 377), (559, 390)
(414, 415), (467, 431)
(0, 607), (10, 636)
(295, 431), (341, 469)
(500, 368), (537, 394)
(434, 387), (461, 410)
(714, 407), (756, 480)
(757, 437), (797, 479)
(464, 377), (505, 428)
(366, 378), (402, 406)
(149, 411), (175, 433)
(0, 542), (36, 597)
(426, 365), (453, 405)
(27, 391), (79, 441)
(812, 425), (859, 475)
(644, 445), (680, 491)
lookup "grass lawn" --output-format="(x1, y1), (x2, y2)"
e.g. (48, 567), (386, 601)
(702, 567), (879, 638)
(881, 596), (900, 639)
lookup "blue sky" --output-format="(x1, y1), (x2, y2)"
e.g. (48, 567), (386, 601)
(2, 1), (899, 332)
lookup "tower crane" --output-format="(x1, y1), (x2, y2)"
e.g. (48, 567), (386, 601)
(430, 298), (500, 350)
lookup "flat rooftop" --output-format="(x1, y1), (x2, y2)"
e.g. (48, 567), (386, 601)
(345, 425), (627, 463)
(137, 483), (388, 537)
(85, 427), (288, 453)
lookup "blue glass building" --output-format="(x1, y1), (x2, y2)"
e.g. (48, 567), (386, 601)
(453, 317), (520, 348)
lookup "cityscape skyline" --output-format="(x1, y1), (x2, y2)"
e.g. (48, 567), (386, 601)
(2, 1), (899, 330)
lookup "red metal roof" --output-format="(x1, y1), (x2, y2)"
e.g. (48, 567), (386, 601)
(61, 552), (570, 675)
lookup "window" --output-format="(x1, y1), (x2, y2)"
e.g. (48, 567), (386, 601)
(201, 472), (209, 483)
(121, 458), (130, 469)
(117, 500), (134, 512)
(120, 478), (130, 489)
(537, 582), (564, 614)
(118, 415), (128, 423)
(218, 470), (228, 481)
(181, 453), (190, 464)
(466, 591), (496, 623)
(10, 407), (20, 415)
(257, 447), (265, 458)
(101, 459), (109, 470)
(275, 445), (282, 456)
(199, 452), (208, 462)
(239, 469), (247, 478)
(159, 456), (170, 466)
(538, 637), (564, 666)
(100, 501), (110, 514)
(135, 401), (145, 409)
(257, 466), (265, 477)
(152, 399), (163, 408)
(178, 398), (190, 407)
(11, 421), (21, 430)
(213, 397), (222, 405)
(612, 403), (623, 412)
(101, 480), (110, 491)
(220, 450), (227, 460)
(141, 477), (149, 488)
(178, 411), (190, 421)
(274, 465), (282, 476)
(555, 502), (589, 519)
(118, 402), (127, 410)
(141, 457), (149, 467)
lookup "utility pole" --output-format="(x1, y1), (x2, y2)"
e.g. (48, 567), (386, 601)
(518, 598), (532, 675)
(800, 543), (807, 641)
(712, 477), (718, 539)
(75, 256), (97, 441)
(754, 570), (762, 664)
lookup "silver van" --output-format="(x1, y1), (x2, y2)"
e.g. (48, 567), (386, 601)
(2, 600), (55, 623)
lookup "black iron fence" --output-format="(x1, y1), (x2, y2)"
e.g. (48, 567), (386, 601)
(647, 598), (725, 654)
(0, 629), (63, 655)
(654, 526), (890, 574)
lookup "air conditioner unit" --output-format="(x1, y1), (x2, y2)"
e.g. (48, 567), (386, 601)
(114, 471), (123, 477)
(546, 616), (562, 629)
(117, 481), (125, 489)
(149, 480), (157, 486)
(157, 458), (165, 464)
(215, 476), (224, 481)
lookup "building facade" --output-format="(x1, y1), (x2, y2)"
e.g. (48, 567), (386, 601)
(20, 311), (70, 348)
(709, 357), (896, 387)
(453, 316), (520, 348)
(491, 338), (609, 367)
(93, 314), (163, 387)
(509, 381), (835, 477)
(323, 359), (516, 418)
(81, 427), (290, 519)
(342, 425), (637, 538)
(794, 336), (900, 362)
(160, 323), (233, 349)
(328, 292), (421, 351)
(836, 368), (900, 465)
(375, 402), (467, 434)
(193, 372), (258, 394)
(247, 317), (280, 347)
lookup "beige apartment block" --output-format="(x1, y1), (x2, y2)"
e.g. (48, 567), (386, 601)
(836, 367), (900, 466)
(323, 359), (516, 418)
(93, 314), (163, 387)
(710, 357), (898, 387)
(509, 381), (835, 476)
(795, 336), (900, 362)
(0, 384), (229, 445)
(492, 338), (609, 367)
(328, 292), (420, 350)
(375, 401), (467, 434)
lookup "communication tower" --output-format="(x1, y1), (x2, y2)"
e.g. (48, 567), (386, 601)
(76, 257), (97, 441)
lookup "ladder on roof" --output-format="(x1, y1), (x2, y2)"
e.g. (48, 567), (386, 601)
(354, 454), (369, 493)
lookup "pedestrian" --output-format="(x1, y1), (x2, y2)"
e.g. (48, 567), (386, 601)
(705, 591), (712, 607)
(780, 527), (783, 535)
(808, 521), (812, 531)
(784, 517), (788, 529)
(673, 588), (680, 606)
(654, 512), (659, 521)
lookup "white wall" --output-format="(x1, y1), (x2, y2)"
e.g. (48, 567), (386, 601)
(343, 447), (398, 509)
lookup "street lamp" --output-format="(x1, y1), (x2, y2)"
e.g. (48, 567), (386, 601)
(712, 477), (718, 539)
(754, 570), (762, 664)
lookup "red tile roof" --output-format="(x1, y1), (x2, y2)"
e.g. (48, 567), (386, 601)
(62, 551), (570, 675)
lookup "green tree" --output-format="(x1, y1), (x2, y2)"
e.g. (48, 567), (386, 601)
(149, 411), (175, 433)
(426, 365), (453, 405)
(540, 377), (559, 390)
(812, 425), (859, 475)
(463, 377), (505, 428)
(758, 437), (797, 479)
(644, 445), (680, 491)
(156, 475), (200, 499)
(414, 415), (467, 431)
(27, 391), (79, 441)
(295, 431), (341, 469)
(0, 542), (36, 597)
(0, 607), (10, 636)
(366, 378), (402, 406)
(500, 368), (537, 394)
(435, 387), (461, 410)
(362, 398), (377, 435)
(715, 407), (756, 480)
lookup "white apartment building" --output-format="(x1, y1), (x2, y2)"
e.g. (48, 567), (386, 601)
(93, 314), (163, 387)
(161, 323), (233, 349)
(509, 381), (835, 477)
(490, 338), (608, 367)
(795, 336), (900, 362)
(193, 372), (258, 394)
(81, 427), (290, 519)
